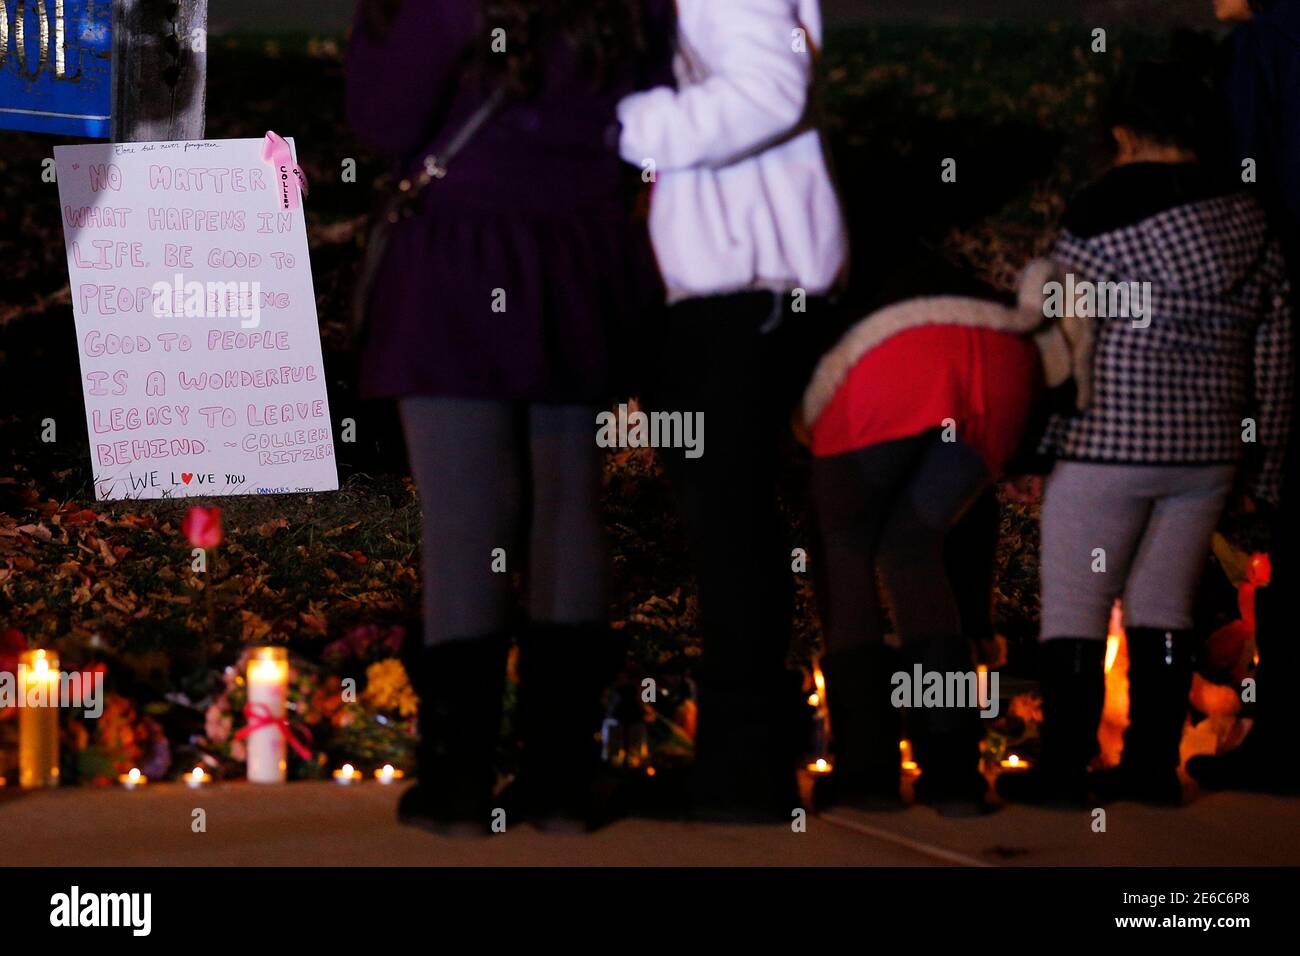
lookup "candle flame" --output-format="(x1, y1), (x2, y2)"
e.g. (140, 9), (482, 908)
(1104, 634), (1120, 673)
(128, 768), (141, 781)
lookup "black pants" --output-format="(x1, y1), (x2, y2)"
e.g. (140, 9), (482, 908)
(641, 291), (825, 803)
(812, 431), (991, 739)
(643, 291), (814, 689)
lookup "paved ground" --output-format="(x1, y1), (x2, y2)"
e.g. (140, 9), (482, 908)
(1, 781), (1293, 866)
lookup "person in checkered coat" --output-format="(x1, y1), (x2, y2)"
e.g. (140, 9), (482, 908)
(1000, 63), (1295, 809)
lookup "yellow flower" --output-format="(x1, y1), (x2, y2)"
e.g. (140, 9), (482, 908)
(363, 658), (419, 718)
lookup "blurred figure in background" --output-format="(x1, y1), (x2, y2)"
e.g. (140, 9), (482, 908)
(346, 0), (672, 835)
(616, 0), (849, 821)
(1189, 0), (1300, 795)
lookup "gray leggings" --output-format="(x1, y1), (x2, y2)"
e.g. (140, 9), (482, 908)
(1040, 461), (1236, 639)
(399, 397), (607, 645)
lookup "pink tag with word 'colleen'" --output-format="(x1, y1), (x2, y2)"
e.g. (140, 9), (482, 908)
(262, 131), (309, 210)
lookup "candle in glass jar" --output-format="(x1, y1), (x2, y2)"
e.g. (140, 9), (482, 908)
(18, 650), (61, 789)
(374, 764), (404, 785)
(245, 647), (289, 784)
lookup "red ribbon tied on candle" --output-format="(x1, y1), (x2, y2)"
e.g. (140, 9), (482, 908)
(261, 130), (309, 210)
(233, 702), (314, 761)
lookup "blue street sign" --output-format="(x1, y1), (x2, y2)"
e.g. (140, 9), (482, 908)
(0, 0), (112, 137)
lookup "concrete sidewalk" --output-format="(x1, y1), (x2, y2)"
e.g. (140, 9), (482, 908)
(1, 782), (1293, 866)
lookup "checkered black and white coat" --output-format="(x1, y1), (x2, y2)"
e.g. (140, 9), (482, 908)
(1039, 191), (1294, 505)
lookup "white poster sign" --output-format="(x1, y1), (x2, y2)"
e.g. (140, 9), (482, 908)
(53, 137), (338, 500)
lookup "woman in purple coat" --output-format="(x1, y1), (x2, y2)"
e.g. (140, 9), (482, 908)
(346, 0), (670, 835)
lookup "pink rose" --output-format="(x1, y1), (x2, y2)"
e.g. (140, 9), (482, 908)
(182, 506), (223, 549)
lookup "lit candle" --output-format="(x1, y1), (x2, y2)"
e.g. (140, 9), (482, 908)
(1000, 753), (1030, 772)
(373, 764), (404, 785)
(118, 767), (147, 790)
(18, 649), (61, 789)
(185, 766), (212, 789)
(805, 758), (833, 775)
(333, 763), (362, 785)
(245, 647), (289, 784)
(899, 738), (920, 776)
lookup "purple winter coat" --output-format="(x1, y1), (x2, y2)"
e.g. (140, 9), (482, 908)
(345, 0), (672, 402)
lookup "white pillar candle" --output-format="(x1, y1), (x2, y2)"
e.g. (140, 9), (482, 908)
(18, 650), (61, 789)
(245, 647), (289, 784)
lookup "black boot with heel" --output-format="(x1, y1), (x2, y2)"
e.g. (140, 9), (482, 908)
(904, 635), (993, 817)
(1092, 627), (1193, 806)
(515, 621), (622, 832)
(397, 634), (511, 837)
(997, 637), (1105, 808)
(820, 643), (906, 811)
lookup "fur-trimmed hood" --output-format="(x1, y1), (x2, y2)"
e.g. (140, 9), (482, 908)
(801, 259), (1093, 427)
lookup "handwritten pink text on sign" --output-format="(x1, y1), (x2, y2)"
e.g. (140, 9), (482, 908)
(54, 138), (338, 500)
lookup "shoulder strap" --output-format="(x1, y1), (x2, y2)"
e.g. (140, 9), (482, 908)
(420, 87), (507, 180)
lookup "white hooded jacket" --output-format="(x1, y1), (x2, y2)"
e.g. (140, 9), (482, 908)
(617, 0), (849, 303)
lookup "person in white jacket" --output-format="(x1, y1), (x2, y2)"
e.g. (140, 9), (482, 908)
(618, 0), (849, 822)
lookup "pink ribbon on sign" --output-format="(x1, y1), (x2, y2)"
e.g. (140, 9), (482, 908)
(233, 702), (314, 761)
(262, 130), (309, 210)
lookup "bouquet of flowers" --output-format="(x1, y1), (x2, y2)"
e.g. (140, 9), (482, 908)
(199, 646), (416, 779)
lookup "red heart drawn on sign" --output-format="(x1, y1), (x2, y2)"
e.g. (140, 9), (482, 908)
(181, 473), (193, 484)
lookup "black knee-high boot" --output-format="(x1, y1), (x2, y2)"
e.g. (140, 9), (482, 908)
(398, 634), (511, 836)
(691, 671), (805, 823)
(515, 621), (622, 831)
(821, 643), (905, 810)
(903, 635), (992, 817)
(998, 638), (1105, 807)
(1092, 627), (1193, 805)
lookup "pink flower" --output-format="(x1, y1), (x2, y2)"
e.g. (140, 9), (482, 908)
(182, 506), (223, 549)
